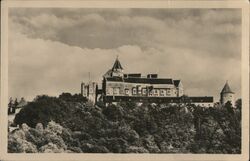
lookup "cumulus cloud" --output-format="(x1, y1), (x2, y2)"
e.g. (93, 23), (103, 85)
(8, 8), (241, 101)
(10, 8), (241, 59)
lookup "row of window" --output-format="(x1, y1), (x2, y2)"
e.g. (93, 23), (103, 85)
(130, 88), (171, 95)
(107, 87), (175, 96)
(194, 103), (213, 107)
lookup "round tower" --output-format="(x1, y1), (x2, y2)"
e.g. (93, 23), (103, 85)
(220, 81), (235, 107)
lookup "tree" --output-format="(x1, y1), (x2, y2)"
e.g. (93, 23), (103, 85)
(14, 95), (68, 127)
(59, 93), (87, 103)
(8, 121), (71, 153)
(235, 99), (242, 111)
(12, 98), (19, 113)
(14, 98), (19, 107)
(224, 101), (234, 114)
(102, 104), (125, 121)
(180, 95), (191, 105)
(9, 92), (242, 154)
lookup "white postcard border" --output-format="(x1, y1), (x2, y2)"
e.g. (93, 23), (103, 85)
(1, 1), (249, 161)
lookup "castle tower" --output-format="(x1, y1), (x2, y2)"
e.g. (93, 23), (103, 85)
(81, 81), (98, 104)
(103, 56), (124, 78)
(220, 81), (235, 107)
(111, 56), (123, 77)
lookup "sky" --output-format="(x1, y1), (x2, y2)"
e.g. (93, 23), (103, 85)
(8, 8), (242, 102)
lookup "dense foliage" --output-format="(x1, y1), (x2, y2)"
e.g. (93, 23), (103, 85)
(9, 93), (241, 153)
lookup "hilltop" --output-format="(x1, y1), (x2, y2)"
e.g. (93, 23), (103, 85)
(8, 93), (241, 153)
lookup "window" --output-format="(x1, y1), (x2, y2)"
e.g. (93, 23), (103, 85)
(149, 90), (153, 96)
(154, 89), (159, 96)
(89, 87), (93, 93)
(132, 88), (137, 95)
(113, 88), (119, 95)
(166, 89), (171, 95)
(160, 89), (165, 96)
(137, 86), (142, 95)
(125, 89), (130, 95)
(108, 88), (113, 95)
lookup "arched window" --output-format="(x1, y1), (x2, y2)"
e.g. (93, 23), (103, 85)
(160, 89), (166, 96)
(125, 89), (130, 95)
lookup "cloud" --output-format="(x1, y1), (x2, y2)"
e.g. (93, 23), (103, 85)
(8, 8), (242, 101)
(9, 31), (241, 102)
(10, 9), (241, 58)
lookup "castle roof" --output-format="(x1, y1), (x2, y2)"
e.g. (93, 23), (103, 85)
(103, 69), (112, 78)
(125, 77), (173, 84)
(106, 77), (173, 84)
(221, 81), (234, 94)
(173, 80), (181, 87)
(112, 57), (123, 71)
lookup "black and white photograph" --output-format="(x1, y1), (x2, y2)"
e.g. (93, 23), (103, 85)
(1, 0), (249, 160)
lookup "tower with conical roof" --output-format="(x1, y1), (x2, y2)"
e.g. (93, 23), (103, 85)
(104, 56), (124, 78)
(220, 81), (235, 107)
(112, 56), (123, 72)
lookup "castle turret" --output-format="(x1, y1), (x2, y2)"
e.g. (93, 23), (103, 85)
(220, 81), (235, 107)
(103, 56), (124, 78)
(111, 56), (123, 77)
(81, 81), (98, 104)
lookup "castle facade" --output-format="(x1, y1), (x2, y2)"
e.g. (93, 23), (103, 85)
(102, 58), (184, 98)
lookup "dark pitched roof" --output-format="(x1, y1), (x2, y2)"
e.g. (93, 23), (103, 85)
(173, 80), (181, 87)
(106, 77), (173, 84)
(221, 82), (234, 94)
(112, 58), (123, 71)
(103, 69), (112, 78)
(124, 77), (173, 84)
(124, 73), (141, 78)
(106, 77), (123, 82)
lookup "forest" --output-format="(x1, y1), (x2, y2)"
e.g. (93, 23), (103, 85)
(8, 93), (241, 153)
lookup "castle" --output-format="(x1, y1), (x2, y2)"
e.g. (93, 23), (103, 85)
(81, 57), (235, 107)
